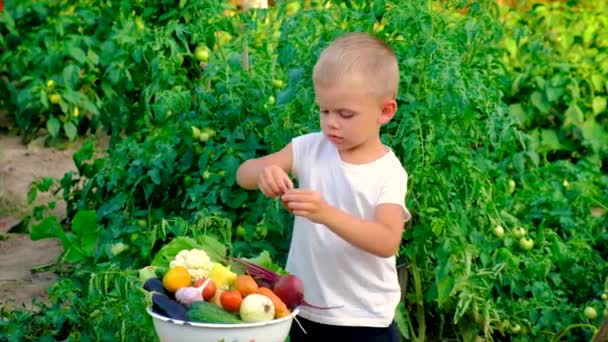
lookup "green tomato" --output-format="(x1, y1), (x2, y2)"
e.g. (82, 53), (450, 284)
(110, 242), (129, 256)
(191, 126), (201, 140)
(510, 324), (521, 334)
(135, 17), (145, 31)
(130, 233), (140, 242)
(202, 170), (211, 180)
(202, 127), (216, 138)
(256, 226), (268, 239)
(286, 2), (301, 15)
(49, 93), (61, 104)
(519, 237), (534, 251)
(512, 227), (527, 239)
(199, 132), (211, 142)
(584, 306), (598, 320)
(601, 293), (607, 300)
(137, 219), (147, 227)
(507, 179), (516, 194)
(47, 80), (55, 88)
(236, 225), (246, 238)
(492, 225), (505, 238)
(271, 79), (284, 88)
(194, 45), (211, 63)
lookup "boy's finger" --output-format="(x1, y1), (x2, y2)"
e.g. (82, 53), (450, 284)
(285, 177), (294, 190)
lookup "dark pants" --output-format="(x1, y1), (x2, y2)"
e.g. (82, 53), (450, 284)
(289, 316), (400, 342)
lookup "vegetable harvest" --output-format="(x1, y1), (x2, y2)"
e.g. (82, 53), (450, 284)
(141, 237), (302, 325)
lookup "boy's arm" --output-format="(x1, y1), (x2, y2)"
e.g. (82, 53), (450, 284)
(236, 143), (294, 196)
(322, 203), (405, 258)
(282, 189), (406, 258)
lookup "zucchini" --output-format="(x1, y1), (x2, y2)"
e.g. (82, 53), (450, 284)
(186, 301), (243, 324)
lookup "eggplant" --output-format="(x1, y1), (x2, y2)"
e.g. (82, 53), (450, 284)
(152, 293), (187, 321)
(143, 277), (170, 297)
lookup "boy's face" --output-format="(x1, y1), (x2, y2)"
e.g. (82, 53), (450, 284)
(314, 77), (396, 158)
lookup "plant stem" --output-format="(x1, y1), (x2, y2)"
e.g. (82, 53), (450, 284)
(411, 262), (426, 341)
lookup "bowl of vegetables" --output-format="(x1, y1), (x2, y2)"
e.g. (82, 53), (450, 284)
(147, 305), (299, 342)
(141, 236), (309, 342)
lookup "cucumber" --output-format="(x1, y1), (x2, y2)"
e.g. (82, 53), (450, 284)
(186, 301), (243, 324)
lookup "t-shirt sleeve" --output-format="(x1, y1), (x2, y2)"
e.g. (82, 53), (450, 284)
(291, 133), (317, 180)
(377, 167), (411, 222)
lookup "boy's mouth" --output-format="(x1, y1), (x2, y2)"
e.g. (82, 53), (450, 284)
(326, 134), (343, 144)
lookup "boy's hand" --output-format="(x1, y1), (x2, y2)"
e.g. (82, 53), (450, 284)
(281, 189), (332, 223)
(257, 165), (294, 197)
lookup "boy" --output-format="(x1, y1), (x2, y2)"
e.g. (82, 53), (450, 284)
(236, 32), (410, 341)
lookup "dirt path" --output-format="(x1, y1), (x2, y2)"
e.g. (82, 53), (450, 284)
(0, 133), (104, 311)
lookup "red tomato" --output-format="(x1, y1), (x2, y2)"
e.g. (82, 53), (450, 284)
(220, 290), (243, 312)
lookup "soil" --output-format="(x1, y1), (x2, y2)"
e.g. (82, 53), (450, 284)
(0, 132), (107, 311)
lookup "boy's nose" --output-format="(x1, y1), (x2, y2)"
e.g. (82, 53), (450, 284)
(326, 114), (339, 128)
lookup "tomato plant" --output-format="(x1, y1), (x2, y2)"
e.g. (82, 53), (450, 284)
(1, 1), (606, 342)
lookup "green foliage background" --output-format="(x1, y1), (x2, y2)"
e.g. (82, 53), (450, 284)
(0, 0), (606, 341)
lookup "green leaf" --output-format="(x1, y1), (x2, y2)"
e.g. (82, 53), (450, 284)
(198, 235), (228, 263)
(545, 86), (564, 102)
(590, 73), (604, 92)
(87, 49), (99, 65)
(394, 302), (411, 339)
(563, 103), (584, 127)
(47, 117), (61, 137)
(68, 46), (86, 64)
(71, 210), (99, 257)
(64, 122), (77, 141)
(540, 129), (561, 151)
(592, 96), (606, 115)
(63, 64), (80, 89)
(30, 216), (67, 242)
(148, 168), (162, 185)
(581, 119), (607, 153)
(436, 274), (455, 306)
(509, 103), (527, 125)
(73, 140), (94, 171)
(151, 236), (221, 269)
(372, 0), (386, 20)
(530, 91), (550, 113)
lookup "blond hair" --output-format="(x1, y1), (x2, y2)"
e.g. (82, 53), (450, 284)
(313, 32), (399, 100)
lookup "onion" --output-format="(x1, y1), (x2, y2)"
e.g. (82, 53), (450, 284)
(239, 294), (275, 323)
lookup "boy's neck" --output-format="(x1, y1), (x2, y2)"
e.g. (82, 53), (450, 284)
(338, 138), (389, 165)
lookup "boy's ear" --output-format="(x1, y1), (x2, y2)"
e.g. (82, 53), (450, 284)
(378, 99), (398, 125)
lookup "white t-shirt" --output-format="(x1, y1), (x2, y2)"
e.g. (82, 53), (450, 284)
(286, 132), (409, 327)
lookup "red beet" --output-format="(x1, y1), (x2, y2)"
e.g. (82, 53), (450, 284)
(273, 275), (305, 310)
(228, 257), (342, 310)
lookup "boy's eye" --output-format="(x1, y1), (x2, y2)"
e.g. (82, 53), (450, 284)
(339, 111), (354, 118)
(320, 110), (330, 115)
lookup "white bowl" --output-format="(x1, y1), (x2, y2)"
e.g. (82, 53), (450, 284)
(146, 306), (299, 342)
